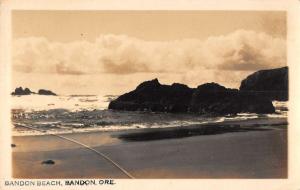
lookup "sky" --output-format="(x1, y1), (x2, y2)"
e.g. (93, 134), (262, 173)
(12, 11), (286, 95)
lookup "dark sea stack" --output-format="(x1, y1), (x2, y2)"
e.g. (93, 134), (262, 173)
(240, 67), (288, 101)
(11, 87), (33, 95)
(189, 83), (238, 114)
(38, 89), (57, 96)
(235, 91), (275, 114)
(109, 79), (194, 113)
(189, 83), (274, 114)
(109, 79), (275, 114)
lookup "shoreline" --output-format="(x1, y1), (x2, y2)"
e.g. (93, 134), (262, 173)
(12, 116), (287, 137)
(12, 118), (287, 178)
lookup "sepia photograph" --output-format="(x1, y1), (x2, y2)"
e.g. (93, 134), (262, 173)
(8, 10), (290, 179)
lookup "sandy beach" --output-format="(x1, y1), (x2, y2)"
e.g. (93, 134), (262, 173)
(12, 118), (287, 179)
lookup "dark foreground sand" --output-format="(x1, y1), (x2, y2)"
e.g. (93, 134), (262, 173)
(12, 118), (287, 178)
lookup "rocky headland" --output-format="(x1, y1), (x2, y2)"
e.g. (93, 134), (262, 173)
(109, 67), (288, 114)
(240, 67), (288, 101)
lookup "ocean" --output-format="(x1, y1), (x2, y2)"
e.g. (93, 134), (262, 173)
(11, 94), (288, 136)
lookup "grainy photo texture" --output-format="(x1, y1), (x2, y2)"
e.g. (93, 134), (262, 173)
(11, 11), (288, 178)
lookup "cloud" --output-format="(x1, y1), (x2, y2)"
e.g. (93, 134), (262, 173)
(13, 30), (286, 78)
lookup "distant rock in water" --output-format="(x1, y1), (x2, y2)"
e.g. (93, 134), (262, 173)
(109, 79), (275, 114)
(38, 89), (57, 96)
(11, 87), (57, 96)
(41, 160), (55, 165)
(11, 87), (33, 95)
(240, 67), (288, 101)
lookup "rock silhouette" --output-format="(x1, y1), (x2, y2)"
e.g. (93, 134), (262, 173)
(11, 87), (57, 96)
(240, 67), (288, 101)
(109, 79), (275, 114)
(11, 87), (33, 95)
(38, 89), (57, 96)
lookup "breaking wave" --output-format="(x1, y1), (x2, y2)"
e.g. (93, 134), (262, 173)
(11, 95), (287, 136)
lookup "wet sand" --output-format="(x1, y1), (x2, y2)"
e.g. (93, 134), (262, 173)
(12, 118), (287, 178)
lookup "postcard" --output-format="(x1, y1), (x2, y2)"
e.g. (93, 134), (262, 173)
(0, 0), (299, 189)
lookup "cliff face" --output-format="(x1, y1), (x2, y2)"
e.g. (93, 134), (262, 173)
(109, 79), (275, 114)
(240, 67), (288, 101)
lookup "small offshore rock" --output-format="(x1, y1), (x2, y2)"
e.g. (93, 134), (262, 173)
(11, 87), (33, 96)
(38, 89), (57, 96)
(41, 160), (55, 165)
